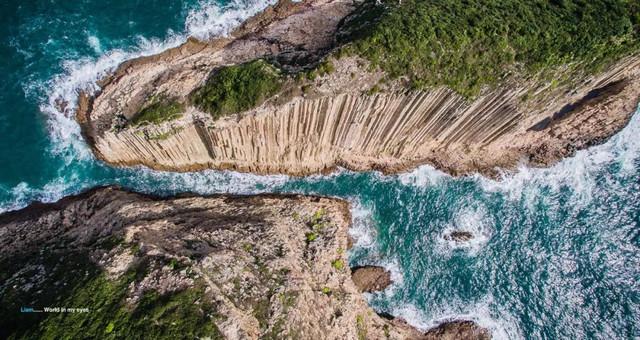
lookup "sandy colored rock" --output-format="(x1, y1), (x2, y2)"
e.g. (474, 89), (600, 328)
(351, 265), (392, 292)
(1, 186), (437, 339)
(74, 0), (640, 177)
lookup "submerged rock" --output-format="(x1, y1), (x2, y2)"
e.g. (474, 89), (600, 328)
(444, 230), (474, 242)
(351, 265), (392, 292)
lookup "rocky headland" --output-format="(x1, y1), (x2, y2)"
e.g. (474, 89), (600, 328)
(75, 0), (640, 177)
(0, 187), (488, 339)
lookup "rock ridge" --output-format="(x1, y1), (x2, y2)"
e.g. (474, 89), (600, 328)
(0, 186), (489, 339)
(75, 0), (640, 177)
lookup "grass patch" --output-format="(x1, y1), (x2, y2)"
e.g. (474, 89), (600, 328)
(305, 232), (318, 242)
(356, 314), (367, 340)
(23, 271), (221, 340)
(331, 259), (345, 271)
(130, 96), (184, 126)
(1, 247), (222, 340)
(191, 59), (283, 119)
(339, 0), (640, 97)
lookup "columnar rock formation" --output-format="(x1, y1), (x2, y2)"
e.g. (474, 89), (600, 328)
(75, 0), (640, 176)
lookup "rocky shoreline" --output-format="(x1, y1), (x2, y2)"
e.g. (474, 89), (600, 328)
(74, 0), (640, 177)
(0, 186), (489, 339)
(4, 1), (640, 339)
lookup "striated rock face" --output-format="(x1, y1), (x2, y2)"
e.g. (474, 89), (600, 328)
(1, 187), (491, 339)
(76, 0), (640, 177)
(351, 265), (392, 293)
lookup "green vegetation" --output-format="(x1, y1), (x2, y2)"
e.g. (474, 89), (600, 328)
(31, 273), (221, 340)
(191, 59), (283, 119)
(278, 291), (298, 311)
(1, 250), (102, 340)
(312, 59), (335, 78)
(303, 209), (329, 244)
(131, 96), (184, 126)
(331, 259), (345, 271)
(129, 243), (142, 256)
(134, 126), (185, 141)
(339, 0), (640, 97)
(1, 245), (222, 340)
(305, 232), (319, 242)
(321, 287), (332, 295)
(356, 314), (367, 340)
(168, 258), (179, 270)
(311, 208), (325, 224)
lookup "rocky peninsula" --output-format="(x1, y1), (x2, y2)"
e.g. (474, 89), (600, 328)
(0, 187), (489, 339)
(75, 0), (640, 176)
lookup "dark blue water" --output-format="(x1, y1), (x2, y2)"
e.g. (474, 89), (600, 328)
(1, 1), (638, 338)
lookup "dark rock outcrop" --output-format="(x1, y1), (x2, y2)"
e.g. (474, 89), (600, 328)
(444, 231), (474, 242)
(422, 320), (491, 340)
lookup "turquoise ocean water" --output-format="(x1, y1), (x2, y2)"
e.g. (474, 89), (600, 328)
(0, 1), (638, 338)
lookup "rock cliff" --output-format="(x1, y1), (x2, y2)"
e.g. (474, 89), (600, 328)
(0, 187), (488, 339)
(76, 0), (640, 176)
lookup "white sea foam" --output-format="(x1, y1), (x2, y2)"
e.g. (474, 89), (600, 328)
(395, 106), (640, 206)
(437, 205), (492, 256)
(124, 166), (289, 195)
(347, 199), (378, 249)
(0, 0), (282, 211)
(481, 106), (640, 202)
(186, 0), (277, 39)
(0, 166), (289, 213)
(397, 164), (449, 187)
(0, 179), (75, 213)
(390, 297), (520, 340)
(39, 0), (275, 161)
(87, 35), (102, 54)
(40, 33), (186, 161)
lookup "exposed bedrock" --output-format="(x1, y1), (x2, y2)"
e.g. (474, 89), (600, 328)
(422, 321), (491, 340)
(351, 265), (392, 293)
(76, 0), (640, 177)
(0, 187), (489, 339)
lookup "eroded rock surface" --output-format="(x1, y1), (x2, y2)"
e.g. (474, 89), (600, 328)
(2, 186), (471, 339)
(351, 265), (392, 292)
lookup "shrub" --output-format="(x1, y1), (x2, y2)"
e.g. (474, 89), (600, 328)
(306, 232), (319, 242)
(21, 273), (222, 339)
(191, 59), (283, 119)
(130, 96), (184, 126)
(339, 0), (640, 97)
(331, 259), (345, 271)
